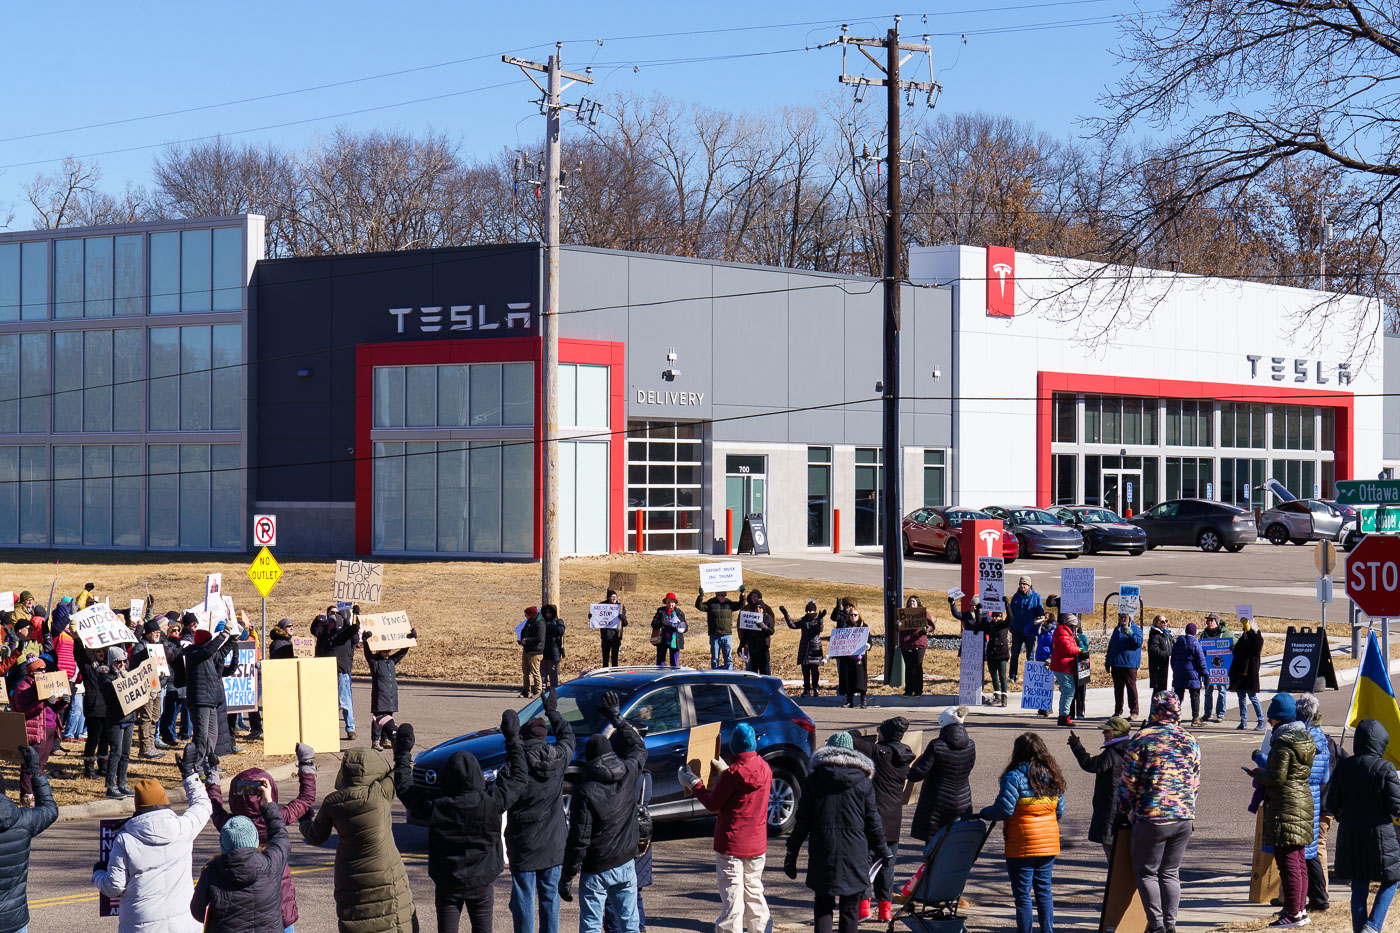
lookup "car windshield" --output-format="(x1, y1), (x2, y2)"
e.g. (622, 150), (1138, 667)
(517, 682), (633, 737)
(1012, 509), (1058, 525)
(1076, 508), (1123, 524)
(945, 509), (988, 527)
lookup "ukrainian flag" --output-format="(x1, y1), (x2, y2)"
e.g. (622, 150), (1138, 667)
(1348, 630), (1400, 768)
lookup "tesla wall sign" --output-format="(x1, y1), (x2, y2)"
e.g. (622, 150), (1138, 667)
(1245, 355), (1352, 385)
(389, 303), (535, 336)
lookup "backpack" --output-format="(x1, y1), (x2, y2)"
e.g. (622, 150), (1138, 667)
(635, 771), (653, 857)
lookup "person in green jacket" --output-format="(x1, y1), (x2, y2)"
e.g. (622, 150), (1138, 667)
(1201, 613), (1233, 723)
(1250, 693), (1316, 928)
(697, 585), (744, 670)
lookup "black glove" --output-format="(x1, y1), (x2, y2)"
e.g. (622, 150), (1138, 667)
(296, 742), (316, 772)
(407, 628), (418, 640)
(783, 852), (799, 880)
(394, 723), (416, 758)
(599, 691), (622, 723)
(19, 745), (39, 776)
(501, 709), (520, 740)
(560, 877), (574, 902)
(543, 688), (558, 714)
(178, 743), (199, 778)
(93, 859), (107, 873)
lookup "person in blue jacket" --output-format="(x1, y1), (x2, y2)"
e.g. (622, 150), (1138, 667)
(1169, 622), (1209, 727)
(1030, 597), (1059, 719)
(1008, 578), (1045, 683)
(1106, 613), (1143, 719)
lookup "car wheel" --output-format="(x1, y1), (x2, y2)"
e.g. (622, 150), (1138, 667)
(1083, 534), (1097, 555)
(1198, 529), (1223, 552)
(903, 534), (915, 559)
(1290, 538), (1308, 546)
(1266, 524), (1290, 546)
(1225, 544), (1245, 552)
(1017, 534), (1031, 557)
(945, 538), (960, 564)
(1128, 548), (1144, 556)
(767, 765), (801, 836)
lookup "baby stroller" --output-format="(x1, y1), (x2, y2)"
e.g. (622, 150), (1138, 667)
(889, 816), (994, 933)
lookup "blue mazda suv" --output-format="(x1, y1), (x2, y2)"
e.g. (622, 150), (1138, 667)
(408, 667), (817, 834)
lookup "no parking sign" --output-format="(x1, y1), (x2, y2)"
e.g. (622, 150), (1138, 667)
(253, 514), (277, 548)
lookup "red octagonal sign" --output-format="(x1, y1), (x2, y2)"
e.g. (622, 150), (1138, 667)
(1346, 534), (1400, 618)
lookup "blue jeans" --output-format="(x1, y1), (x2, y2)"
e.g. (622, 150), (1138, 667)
(580, 862), (638, 933)
(710, 635), (732, 669)
(1054, 671), (1075, 718)
(285, 926), (295, 933)
(1007, 856), (1055, 933)
(63, 699), (85, 739)
(337, 672), (355, 732)
(605, 892), (644, 932)
(1237, 692), (1264, 724)
(1206, 684), (1227, 718)
(510, 865), (561, 933)
(1353, 878), (1398, 932)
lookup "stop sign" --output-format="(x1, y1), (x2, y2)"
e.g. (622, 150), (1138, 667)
(1345, 534), (1400, 617)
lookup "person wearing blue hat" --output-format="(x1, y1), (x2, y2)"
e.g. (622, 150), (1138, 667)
(191, 779), (290, 931)
(680, 722), (774, 933)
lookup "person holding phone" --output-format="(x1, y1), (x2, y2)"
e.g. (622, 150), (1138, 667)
(191, 778), (290, 932)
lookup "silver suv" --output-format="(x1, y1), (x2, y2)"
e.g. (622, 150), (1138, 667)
(1258, 498), (1346, 546)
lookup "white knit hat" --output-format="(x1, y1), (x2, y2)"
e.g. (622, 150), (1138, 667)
(939, 705), (968, 727)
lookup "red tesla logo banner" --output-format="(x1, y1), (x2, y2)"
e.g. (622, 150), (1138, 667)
(986, 245), (1016, 317)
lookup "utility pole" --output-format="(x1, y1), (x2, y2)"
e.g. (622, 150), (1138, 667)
(831, 19), (939, 688)
(504, 46), (596, 607)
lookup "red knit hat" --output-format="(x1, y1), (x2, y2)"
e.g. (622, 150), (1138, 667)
(664, 593), (678, 603)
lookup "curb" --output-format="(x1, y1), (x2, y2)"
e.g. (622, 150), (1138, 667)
(56, 761), (300, 823)
(353, 675), (521, 693)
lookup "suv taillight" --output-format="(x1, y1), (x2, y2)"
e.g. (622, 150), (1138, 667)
(792, 716), (815, 733)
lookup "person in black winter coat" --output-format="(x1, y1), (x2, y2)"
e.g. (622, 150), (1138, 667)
(540, 605), (566, 691)
(184, 625), (241, 775)
(977, 610), (1013, 707)
(362, 634), (413, 751)
(503, 689), (576, 933)
(1229, 619), (1265, 729)
(1147, 615), (1174, 697)
(598, 590), (627, 668)
(785, 731), (890, 933)
(561, 692), (647, 930)
(95, 646), (138, 799)
(852, 718), (916, 921)
(395, 709), (526, 932)
(738, 590), (776, 676)
(1326, 718), (1400, 933)
(267, 619), (296, 661)
(0, 746), (57, 933)
(1067, 716), (1131, 859)
(190, 779), (289, 933)
(310, 610), (360, 738)
(781, 601), (826, 696)
(73, 642), (110, 780)
(908, 706), (977, 842)
(833, 600), (870, 709)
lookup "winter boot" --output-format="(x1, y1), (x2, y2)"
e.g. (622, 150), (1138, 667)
(859, 900), (871, 922)
(82, 756), (95, 779)
(116, 757), (132, 797)
(879, 901), (893, 921)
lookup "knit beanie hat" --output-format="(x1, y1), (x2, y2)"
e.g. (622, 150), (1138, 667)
(1102, 716), (1132, 737)
(879, 716), (910, 743)
(1268, 692), (1297, 722)
(805, 599), (817, 611)
(825, 731), (854, 750)
(143, 620), (162, 634)
(106, 645), (128, 663)
(16, 591), (31, 603)
(522, 718), (549, 740)
(1185, 622), (1198, 636)
(585, 734), (611, 761)
(731, 722), (757, 754)
(132, 779), (169, 810)
(939, 706), (968, 728)
(220, 815), (259, 853)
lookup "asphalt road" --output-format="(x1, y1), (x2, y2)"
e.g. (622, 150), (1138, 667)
(749, 540), (1352, 622)
(27, 676), (1359, 933)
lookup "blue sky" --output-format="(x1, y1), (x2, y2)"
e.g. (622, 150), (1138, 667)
(0, 0), (1132, 226)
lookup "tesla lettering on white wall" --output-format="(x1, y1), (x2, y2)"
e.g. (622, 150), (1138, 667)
(635, 390), (705, 407)
(1245, 354), (1352, 386)
(388, 303), (534, 335)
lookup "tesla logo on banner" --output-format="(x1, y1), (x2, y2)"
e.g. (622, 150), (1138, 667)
(986, 245), (1016, 317)
(977, 528), (1001, 554)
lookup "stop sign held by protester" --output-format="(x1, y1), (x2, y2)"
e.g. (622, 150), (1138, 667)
(1346, 535), (1400, 617)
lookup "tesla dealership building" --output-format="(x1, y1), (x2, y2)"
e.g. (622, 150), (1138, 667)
(0, 213), (1388, 557)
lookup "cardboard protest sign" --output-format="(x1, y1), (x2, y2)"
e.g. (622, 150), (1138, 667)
(699, 561), (743, 591)
(292, 635), (316, 658)
(204, 573), (228, 623)
(737, 610), (765, 631)
(1249, 809), (1281, 904)
(827, 627), (869, 658)
(897, 606), (930, 630)
(608, 571), (638, 593)
(1021, 660), (1054, 712)
(113, 659), (160, 717)
(0, 713), (24, 763)
(262, 657), (341, 755)
(70, 604), (136, 650)
(1060, 567), (1096, 614)
(34, 670), (70, 702)
(99, 819), (127, 916)
(362, 611), (416, 651)
(589, 604), (622, 630)
(959, 631), (984, 706)
(1099, 825), (1148, 933)
(334, 560), (384, 604)
(684, 721), (722, 795)
(900, 731), (926, 804)
(1200, 638), (1233, 687)
(978, 556), (1006, 613)
(0, 593), (13, 613)
(128, 599), (143, 620)
(223, 640), (260, 712)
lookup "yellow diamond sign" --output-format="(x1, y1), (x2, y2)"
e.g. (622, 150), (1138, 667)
(247, 546), (282, 598)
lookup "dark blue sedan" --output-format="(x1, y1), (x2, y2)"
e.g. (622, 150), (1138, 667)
(407, 667), (817, 834)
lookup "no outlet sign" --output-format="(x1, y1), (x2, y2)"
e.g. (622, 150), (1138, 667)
(1346, 535), (1400, 617)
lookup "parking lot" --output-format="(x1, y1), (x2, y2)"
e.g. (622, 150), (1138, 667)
(751, 537), (1353, 622)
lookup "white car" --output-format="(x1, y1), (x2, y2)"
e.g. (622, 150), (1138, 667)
(1258, 498), (1347, 546)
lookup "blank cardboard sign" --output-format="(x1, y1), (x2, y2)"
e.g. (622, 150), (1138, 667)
(685, 722), (722, 795)
(262, 658), (342, 756)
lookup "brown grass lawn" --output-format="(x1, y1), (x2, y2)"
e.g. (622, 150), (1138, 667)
(1213, 896), (1398, 932)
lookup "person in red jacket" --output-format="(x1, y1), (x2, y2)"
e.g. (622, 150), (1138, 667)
(1048, 613), (1083, 727)
(679, 722), (773, 933)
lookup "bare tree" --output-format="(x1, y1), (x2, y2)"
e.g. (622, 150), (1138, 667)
(24, 157), (152, 229)
(153, 138), (300, 256)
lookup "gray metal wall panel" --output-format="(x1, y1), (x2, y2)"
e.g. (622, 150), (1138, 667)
(618, 255), (715, 421)
(558, 249), (630, 343)
(710, 265), (789, 409)
(1387, 334), (1400, 460)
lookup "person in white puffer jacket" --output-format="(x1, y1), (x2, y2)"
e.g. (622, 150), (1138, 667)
(92, 744), (211, 933)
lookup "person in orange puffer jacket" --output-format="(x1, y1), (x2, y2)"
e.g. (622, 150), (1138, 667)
(1048, 613), (1084, 727)
(980, 732), (1066, 933)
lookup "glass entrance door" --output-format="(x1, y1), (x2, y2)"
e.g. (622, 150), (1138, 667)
(725, 455), (767, 536)
(1103, 470), (1142, 517)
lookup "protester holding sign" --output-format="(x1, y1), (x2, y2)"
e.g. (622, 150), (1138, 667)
(73, 643), (110, 781)
(363, 636), (413, 751)
(541, 605), (567, 691)
(898, 596), (934, 698)
(738, 591), (775, 676)
(1048, 614), (1083, 727)
(834, 600), (869, 710)
(185, 622), (241, 778)
(1229, 619), (1266, 731)
(1008, 578), (1045, 684)
(10, 657), (60, 807)
(129, 622), (171, 761)
(598, 590), (628, 668)
(95, 646), (137, 799)
(780, 602), (826, 697)
(650, 595), (686, 668)
(1106, 613), (1144, 720)
(976, 607), (1012, 707)
(696, 586), (743, 671)
(1170, 623), (1210, 727)
(1201, 614), (1233, 723)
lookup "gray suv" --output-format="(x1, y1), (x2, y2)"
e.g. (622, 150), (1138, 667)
(1128, 499), (1256, 552)
(1258, 498), (1347, 546)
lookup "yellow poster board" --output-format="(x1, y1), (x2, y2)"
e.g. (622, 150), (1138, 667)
(262, 658), (341, 756)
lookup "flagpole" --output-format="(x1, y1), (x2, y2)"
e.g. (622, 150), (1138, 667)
(1341, 625), (1372, 746)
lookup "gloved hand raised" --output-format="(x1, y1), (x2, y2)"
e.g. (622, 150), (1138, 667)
(599, 691), (623, 723)
(678, 766), (701, 790)
(501, 709), (521, 740)
(296, 742), (316, 772)
(394, 723), (416, 758)
(177, 743), (200, 778)
(543, 688), (558, 714)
